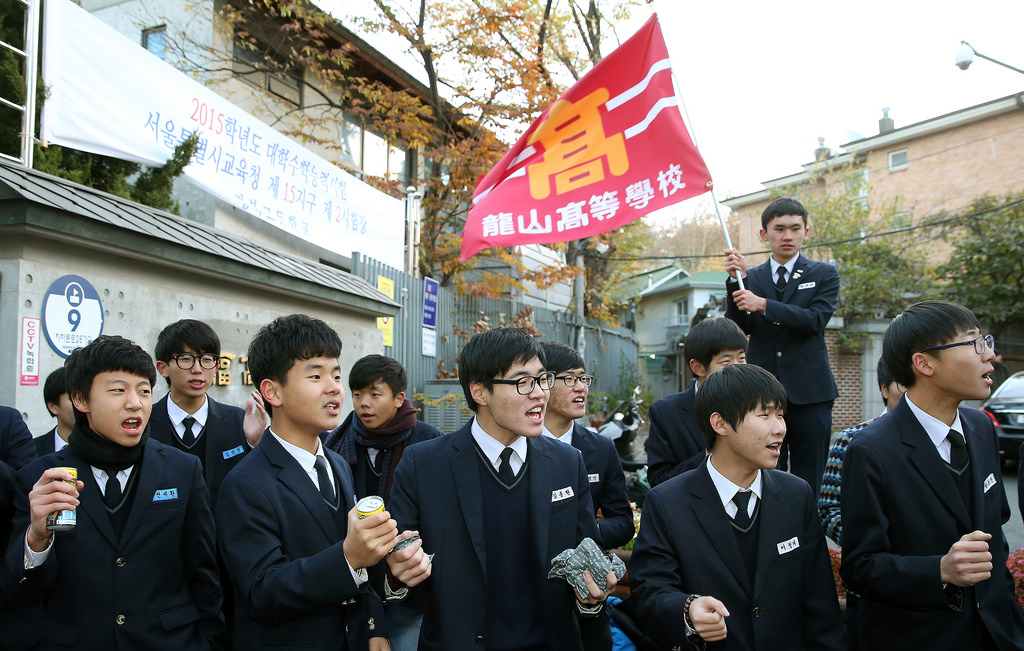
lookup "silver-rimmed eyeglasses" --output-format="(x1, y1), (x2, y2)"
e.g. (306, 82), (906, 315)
(491, 371), (557, 395)
(918, 334), (994, 356)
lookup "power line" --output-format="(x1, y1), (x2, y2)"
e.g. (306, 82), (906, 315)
(595, 196), (1024, 262)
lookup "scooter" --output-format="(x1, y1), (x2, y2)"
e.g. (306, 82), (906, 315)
(596, 386), (650, 507)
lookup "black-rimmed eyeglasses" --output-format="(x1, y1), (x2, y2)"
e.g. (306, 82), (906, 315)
(172, 353), (221, 370)
(491, 372), (556, 395)
(918, 334), (994, 356)
(554, 374), (594, 387)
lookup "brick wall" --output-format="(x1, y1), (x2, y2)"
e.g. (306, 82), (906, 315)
(826, 330), (864, 431)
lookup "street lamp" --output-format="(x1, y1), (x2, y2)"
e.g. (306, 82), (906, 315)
(955, 41), (1024, 76)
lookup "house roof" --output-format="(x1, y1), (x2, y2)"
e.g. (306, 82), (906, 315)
(640, 270), (729, 298)
(618, 265), (687, 300)
(723, 91), (1024, 208)
(0, 160), (400, 317)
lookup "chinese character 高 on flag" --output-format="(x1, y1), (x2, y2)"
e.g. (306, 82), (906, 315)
(460, 14), (713, 260)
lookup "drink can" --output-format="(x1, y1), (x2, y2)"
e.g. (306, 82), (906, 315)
(46, 467), (78, 531)
(356, 495), (385, 519)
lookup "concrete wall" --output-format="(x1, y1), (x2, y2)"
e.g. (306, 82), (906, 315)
(0, 235), (382, 436)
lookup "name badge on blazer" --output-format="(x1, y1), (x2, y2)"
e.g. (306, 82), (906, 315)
(552, 487), (575, 502)
(153, 488), (179, 502)
(983, 473), (996, 493)
(777, 536), (800, 555)
(797, 281), (816, 290)
(223, 445), (245, 460)
(588, 473), (600, 483)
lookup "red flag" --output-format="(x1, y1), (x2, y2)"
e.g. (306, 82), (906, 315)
(460, 14), (712, 261)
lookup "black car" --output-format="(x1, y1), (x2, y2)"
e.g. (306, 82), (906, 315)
(981, 371), (1024, 465)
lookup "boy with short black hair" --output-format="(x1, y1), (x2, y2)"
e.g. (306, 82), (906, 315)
(151, 319), (264, 504)
(841, 301), (1024, 649)
(36, 367), (74, 455)
(4, 335), (222, 650)
(385, 327), (612, 651)
(630, 364), (843, 650)
(216, 315), (401, 650)
(540, 341), (633, 651)
(646, 316), (748, 487)
(322, 353), (442, 651)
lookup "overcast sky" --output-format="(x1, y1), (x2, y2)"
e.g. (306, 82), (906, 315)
(650, 0), (1024, 213)
(327, 0), (1024, 224)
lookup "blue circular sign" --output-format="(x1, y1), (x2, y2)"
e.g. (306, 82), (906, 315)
(42, 274), (104, 358)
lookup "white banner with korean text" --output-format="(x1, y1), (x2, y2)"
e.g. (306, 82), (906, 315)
(41, 0), (404, 269)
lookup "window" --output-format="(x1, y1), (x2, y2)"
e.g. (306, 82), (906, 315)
(888, 149), (909, 171)
(673, 299), (689, 326)
(232, 38), (302, 105)
(142, 26), (167, 60)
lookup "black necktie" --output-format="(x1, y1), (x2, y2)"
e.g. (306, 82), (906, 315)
(733, 490), (752, 528)
(104, 471), (123, 509)
(498, 447), (516, 484)
(775, 266), (788, 293)
(314, 456), (336, 504)
(947, 430), (968, 471)
(182, 416), (196, 446)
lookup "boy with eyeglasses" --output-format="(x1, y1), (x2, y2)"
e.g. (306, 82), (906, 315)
(151, 319), (266, 503)
(841, 301), (1024, 650)
(385, 327), (614, 651)
(540, 342), (632, 651)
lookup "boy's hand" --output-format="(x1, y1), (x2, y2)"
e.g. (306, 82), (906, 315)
(27, 468), (84, 552)
(243, 390), (268, 446)
(386, 530), (431, 588)
(690, 595), (729, 642)
(731, 289), (767, 314)
(342, 509), (398, 570)
(724, 248), (747, 279)
(576, 569), (617, 605)
(369, 637), (391, 651)
(940, 530), (992, 587)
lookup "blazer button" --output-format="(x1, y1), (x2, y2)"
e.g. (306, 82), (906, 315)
(776, 351), (782, 357)
(115, 614), (126, 625)
(475, 635), (485, 643)
(752, 607), (762, 618)
(115, 557), (126, 568)
(368, 617), (376, 631)
(977, 602), (983, 612)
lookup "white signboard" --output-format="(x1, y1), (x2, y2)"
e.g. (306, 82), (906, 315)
(41, 0), (404, 269)
(42, 275), (104, 358)
(21, 317), (41, 386)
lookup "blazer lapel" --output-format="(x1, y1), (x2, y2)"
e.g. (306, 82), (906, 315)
(752, 472), (787, 599)
(450, 426), (487, 572)
(119, 439), (163, 548)
(960, 411), (989, 530)
(263, 434), (341, 541)
(62, 448), (118, 547)
(692, 465), (751, 594)
(781, 256), (807, 302)
(680, 382), (704, 453)
(527, 438), (553, 569)
(898, 404), (972, 530)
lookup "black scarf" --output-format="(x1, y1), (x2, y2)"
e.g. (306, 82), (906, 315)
(324, 400), (418, 501)
(68, 422), (148, 472)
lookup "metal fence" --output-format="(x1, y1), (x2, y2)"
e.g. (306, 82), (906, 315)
(351, 254), (638, 429)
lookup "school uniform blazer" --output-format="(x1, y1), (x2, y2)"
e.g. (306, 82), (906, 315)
(840, 402), (1024, 650)
(1, 407), (36, 563)
(571, 422), (634, 549)
(630, 464), (843, 651)
(646, 380), (707, 488)
(150, 394), (248, 503)
(3, 439), (222, 650)
(32, 427), (59, 457)
(216, 431), (384, 650)
(388, 421), (602, 651)
(725, 254), (839, 405)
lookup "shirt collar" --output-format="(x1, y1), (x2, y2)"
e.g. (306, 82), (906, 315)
(770, 256), (797, 279)
(471, 417), (528, 466)
(166, 395), (209, 428)
(904, 392), (964, 448)
(541, 423), (574, 445)
(270, 428), (327, 475)
(53, 429), (69, 451)
(706, 455), (762, 509)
